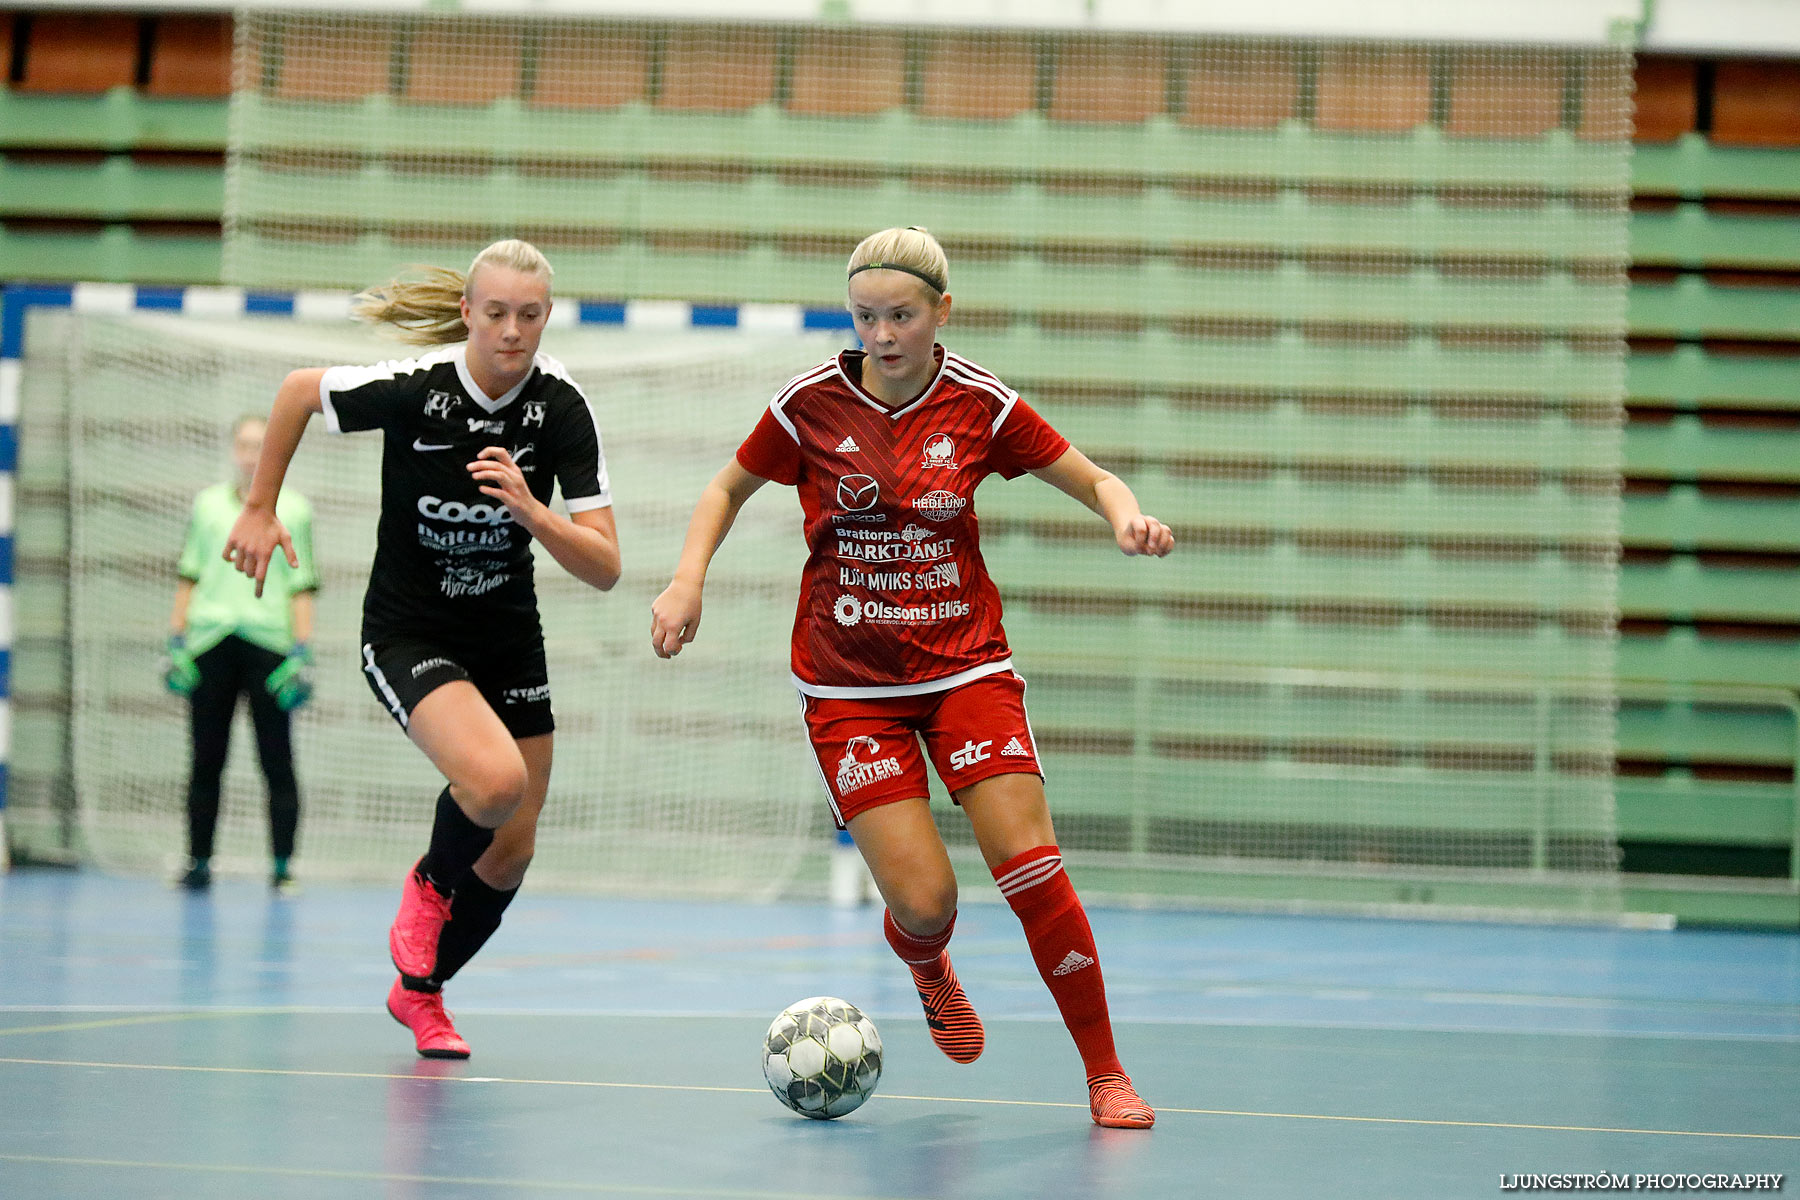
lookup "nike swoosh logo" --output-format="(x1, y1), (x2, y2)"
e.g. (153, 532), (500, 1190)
(413, 439), (454, 451)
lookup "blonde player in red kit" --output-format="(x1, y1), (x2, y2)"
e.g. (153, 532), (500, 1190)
(651, 227), (1172, 1129)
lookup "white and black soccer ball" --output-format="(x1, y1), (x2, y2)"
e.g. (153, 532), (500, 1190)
(761, 996), (883, 1120)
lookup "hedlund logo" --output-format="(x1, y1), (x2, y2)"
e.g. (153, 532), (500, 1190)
(913, 490), (966, 522)
(418, 496), (515, 525)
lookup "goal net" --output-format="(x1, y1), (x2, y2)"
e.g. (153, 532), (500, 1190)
(49, 306), (842, 897)
(55, 15), (1641, 913)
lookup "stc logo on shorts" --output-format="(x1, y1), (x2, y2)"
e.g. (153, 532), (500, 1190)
(417, 495), (516, 525)
(949, 739), (992, 771)
(835, 735), (903, 796)
(837, 474), (880, 512)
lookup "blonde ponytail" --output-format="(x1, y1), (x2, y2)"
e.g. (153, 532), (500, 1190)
(351, 265), (469, 345)
(351, 238), (555, 345)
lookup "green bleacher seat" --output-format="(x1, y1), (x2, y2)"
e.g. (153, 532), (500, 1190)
(1618, 627), (1800, 689)
(233, 157), (1626, 260)
(1043, 399), (1618, 471)
(1616, 699), (1797, 767)
(0, 155), (222, 221)
(234, 94), (1628, 190)
(0, 91), (228, 151)
(1627, 274), (1800, 340)
(1622, 485), (1800, 552)
(1002, 606), (1611, 679)
(1615, 776), (1796, 847)
(1628, 344), (1800, 412)
(983, 468), (1613, 540)
(0, 223), (221, 283)
(1624, 415), (1800, 483)
(984, 535), (1610, 611)
(1630, 203), (1800, 271)
(1621, 558), (1800, 623)
(1632, 134), (1800, 201)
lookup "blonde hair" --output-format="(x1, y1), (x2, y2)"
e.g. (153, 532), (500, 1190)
(847, 226), (948, 296)
(351, 239), (555, 345)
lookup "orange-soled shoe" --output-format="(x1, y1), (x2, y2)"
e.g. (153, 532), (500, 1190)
(386, 977), (470, 1060)
(389, 862), (452, 980)
(912, 953), (984, 1064)
(1088, 1072), (1155, 1129)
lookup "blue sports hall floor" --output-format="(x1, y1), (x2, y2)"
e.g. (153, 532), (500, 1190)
(0, 867), (1795, 1199)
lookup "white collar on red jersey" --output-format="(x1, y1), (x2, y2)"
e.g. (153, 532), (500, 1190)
(835, 345), (948, 419)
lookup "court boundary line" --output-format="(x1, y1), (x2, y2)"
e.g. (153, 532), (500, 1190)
(2, 1055), (1794, 1142)
(0, 1153), (919, 1199)
(3, 1004), (1796, 1044)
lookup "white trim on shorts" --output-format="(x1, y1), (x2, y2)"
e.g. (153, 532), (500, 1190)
(362, 643), (409, 728)
(792, 656), (1014, 700)
(796, 693), (848, 828)
(1018, 674), (1045, 780)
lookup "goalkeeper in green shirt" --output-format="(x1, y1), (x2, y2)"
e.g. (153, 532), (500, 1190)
(166, 415), (319, 891)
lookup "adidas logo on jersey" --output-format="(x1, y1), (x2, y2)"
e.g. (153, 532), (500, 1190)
(1001, 737), (1030, 757)
(1052, 950), (1096, 976)
(835, 436), (861, 453)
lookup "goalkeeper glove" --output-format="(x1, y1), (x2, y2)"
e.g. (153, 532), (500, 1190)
(264, 643), (314, 712)
(164, 634), (200, 697)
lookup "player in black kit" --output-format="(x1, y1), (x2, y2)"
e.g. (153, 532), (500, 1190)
(224, 239), (621, 1057)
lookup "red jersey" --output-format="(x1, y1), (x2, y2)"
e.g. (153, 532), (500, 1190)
(736, 347), (1069, 698)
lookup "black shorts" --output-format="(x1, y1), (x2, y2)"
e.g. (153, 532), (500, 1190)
(360, 633), (555, 740)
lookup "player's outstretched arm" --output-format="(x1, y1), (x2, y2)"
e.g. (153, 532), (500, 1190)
(224, 368), (326, 596)
(1031, 446), (1174, 558)
(650, 461), (769, 659)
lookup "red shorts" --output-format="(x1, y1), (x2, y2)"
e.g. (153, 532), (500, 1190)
(799, 671), (1044, 828)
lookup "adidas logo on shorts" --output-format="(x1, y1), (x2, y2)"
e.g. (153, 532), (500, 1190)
(1001, 737), (1030, 757)
(835, 436), (861, 453)
(1052, 950), (1095, 976)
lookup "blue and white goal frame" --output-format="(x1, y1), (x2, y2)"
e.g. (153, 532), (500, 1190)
(0, 281), (855, 869)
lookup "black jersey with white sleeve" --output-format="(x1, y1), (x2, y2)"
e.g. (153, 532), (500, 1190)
(319, 344), (610, 642)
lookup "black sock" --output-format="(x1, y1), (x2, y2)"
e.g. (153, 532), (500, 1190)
(424, 876), (520, 991)
(415, 787), (496, 898)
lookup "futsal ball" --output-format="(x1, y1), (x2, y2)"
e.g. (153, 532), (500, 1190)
(761, 996), (883, 1120)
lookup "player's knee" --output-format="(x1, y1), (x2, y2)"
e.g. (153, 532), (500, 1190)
(888, 878), (958, 936)
(457, 760), (528, 826)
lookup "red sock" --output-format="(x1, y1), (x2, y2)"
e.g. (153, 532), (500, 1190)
(993, 845), (1124, 1079)
(883, 907), (954, 982)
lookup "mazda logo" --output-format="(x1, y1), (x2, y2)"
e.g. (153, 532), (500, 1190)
(837, 474), (880, 511)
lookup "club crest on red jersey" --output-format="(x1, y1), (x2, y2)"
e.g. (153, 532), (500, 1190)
(920, 433), (958, 470)
(837, 474), (880, 511)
